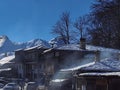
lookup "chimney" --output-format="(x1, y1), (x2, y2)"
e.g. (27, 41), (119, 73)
(80, 38), (86, 50)
(95, 50), (100, 62)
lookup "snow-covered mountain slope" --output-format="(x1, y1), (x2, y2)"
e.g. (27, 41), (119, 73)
(0, 55), (15, 70)
(0, 35), (120, 63)
(0, 52), (14, 60)
(0, 35), (50, 54)
(49, 37), (65, 47)
(0, 55), (15, 66)
(0, 36), (120, 70)
(0, 35), (120, 54)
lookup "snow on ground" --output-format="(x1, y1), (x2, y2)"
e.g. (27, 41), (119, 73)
(0, 55), (15, 65)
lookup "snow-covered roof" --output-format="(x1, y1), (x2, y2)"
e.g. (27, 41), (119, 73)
(15, 49), (23, 52)
(60, 62), (95, 72)
(58, 44), (82, 51)
(24, 45), (39, 51)
(51, 79), (67, 83)
(43, 48), (53, 54)
(24, 45), (47, 51)
(58, 44), (120, 53)
(0, 68), (11, 72)
(79, 72), (120, 77)
(0, 55), (15, 65)
(80, 58), (120, 72)
(86, 45), (120, 53)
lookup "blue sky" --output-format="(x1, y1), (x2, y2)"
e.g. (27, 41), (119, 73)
(0, 0), (93, 42)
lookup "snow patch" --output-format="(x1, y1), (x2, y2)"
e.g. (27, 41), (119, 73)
(0, 55), (15, 65)
(79, 72), (120, 77)
(81, 58), (120, 72)
(0, 35), (50, 54)
(49, 37), (65, 47)
(60, 62), (95, 71)
(51, 79), (67, 83)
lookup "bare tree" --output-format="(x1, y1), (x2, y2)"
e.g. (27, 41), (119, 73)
(52, 12), (71, 44)
(74, 15), (88, 39)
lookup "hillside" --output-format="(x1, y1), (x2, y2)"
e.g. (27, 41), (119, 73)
(0, 35), (50, 54)
(0, 35), (120, 62)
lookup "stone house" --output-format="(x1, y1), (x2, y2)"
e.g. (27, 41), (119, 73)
(75, 58), (120, 90)
(14, 45), (96, 85)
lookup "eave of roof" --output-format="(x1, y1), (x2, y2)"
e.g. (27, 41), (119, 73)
(78, 72), (120, 77)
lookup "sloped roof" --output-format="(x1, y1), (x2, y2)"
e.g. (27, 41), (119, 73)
(0, 68), (11, 72)
(79, 72), (120, 77)
(80, 58), (120, 72)
(60, 62), (95, 72)
(57, 44), (120, 53)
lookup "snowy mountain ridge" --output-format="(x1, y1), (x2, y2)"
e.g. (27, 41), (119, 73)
(0, 35), (120, 61)
(0, 35), (50, 54)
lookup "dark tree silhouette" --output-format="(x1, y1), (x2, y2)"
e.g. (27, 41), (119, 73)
(74, 15), (89, 39)
(52, 12), (72, 44)
(88, 0), (120, 49)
